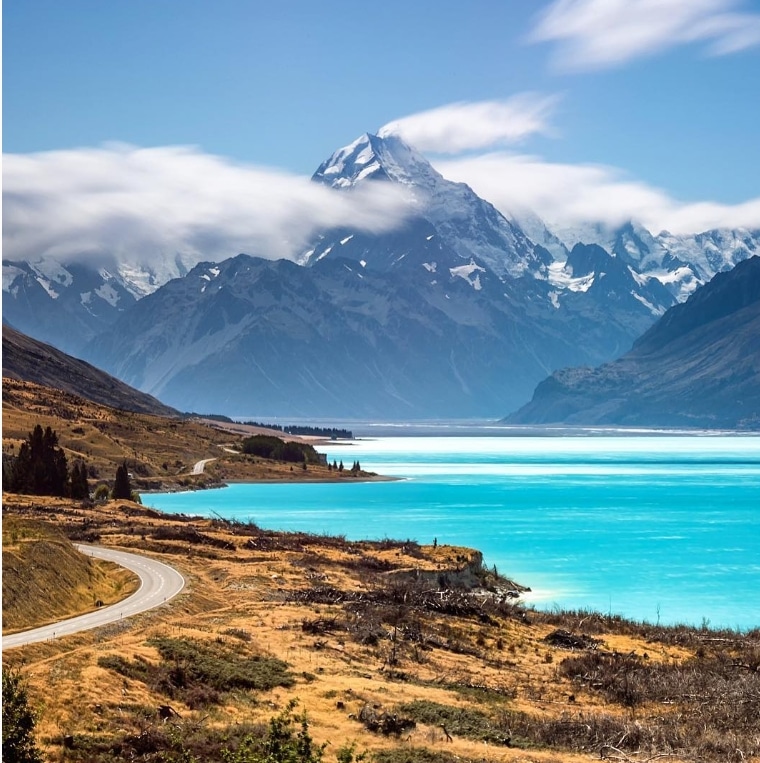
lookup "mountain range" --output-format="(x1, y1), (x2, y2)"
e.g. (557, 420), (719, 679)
(3, 132), (759, 419)
(506, 255), (760, 429)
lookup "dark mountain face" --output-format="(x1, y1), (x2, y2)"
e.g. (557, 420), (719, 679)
(2, 324), (176, 416)
(82, 254), (606, 417)
(505, 256), (760, 429)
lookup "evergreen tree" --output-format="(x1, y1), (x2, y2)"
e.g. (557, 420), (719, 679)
(2, 669), (43, 763)
(7, 425), (68, 497)
(69, 461), (90, 500)
(112, 462), (133, 500)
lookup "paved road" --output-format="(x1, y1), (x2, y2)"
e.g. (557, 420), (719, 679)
(2, 545), (185, 650)
(191, 457), (217, 474)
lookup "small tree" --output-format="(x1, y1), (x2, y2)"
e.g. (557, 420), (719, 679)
(2, 669), (43, 763)
(112, 462), (133, 500)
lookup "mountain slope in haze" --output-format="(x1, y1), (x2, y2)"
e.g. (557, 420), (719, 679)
(83, 254), (616, 418)
(2, 324), (177, 416)
(2, 255), (194, 356)
(505, 256), (760, 429)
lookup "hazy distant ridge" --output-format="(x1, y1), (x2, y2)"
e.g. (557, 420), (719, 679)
(505, 256), (760, 429)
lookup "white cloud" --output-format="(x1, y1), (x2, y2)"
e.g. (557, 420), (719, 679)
(531, 0), (760, 69)
(2, 144), (410, 267)
(378, 94), (558, 153)
(435, 151), (760, 235)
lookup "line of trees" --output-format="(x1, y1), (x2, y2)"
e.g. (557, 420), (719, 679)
(241, 421), (354, 439)
(240, 434), (319, 464)
(4, 425), (89, 499)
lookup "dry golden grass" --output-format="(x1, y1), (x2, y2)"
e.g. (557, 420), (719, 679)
(5, 495), (753, 763)
(2, 515), (139, 632)
(2, 377), (383, 491)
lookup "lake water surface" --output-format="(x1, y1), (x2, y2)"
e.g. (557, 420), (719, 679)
(145, 435), (760, 630)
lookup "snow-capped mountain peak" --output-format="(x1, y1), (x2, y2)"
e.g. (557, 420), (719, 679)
(313, 132), (444, 191)
(309, 132), (549, 279)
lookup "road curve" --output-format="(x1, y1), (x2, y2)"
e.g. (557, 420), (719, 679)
(2, 545), (185, 650)
(191, 457), (217, 475)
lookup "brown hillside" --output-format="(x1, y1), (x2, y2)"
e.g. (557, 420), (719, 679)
(2, 377), (374, 490)
(2, 323), (177, 416)
(2, 516), (138, 632)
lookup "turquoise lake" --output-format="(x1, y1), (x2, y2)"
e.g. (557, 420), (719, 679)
(145, 435), (760, 630)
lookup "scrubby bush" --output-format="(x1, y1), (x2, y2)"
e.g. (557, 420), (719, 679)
(240, 435), (318, 464)
(94, 483), (110, 501)
(2, 669), (43, 763)
(97, 636), (295, 706)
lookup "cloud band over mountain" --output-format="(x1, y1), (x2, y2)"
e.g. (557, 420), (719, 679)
(378, 95), (558, 153)
(3, 95), (759, 268)
(2, 144), (411, 267)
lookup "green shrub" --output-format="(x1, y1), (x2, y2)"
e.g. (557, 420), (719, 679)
(240, 435), (318, 464)
(2, 669), (43, 763)
(98, 637), (294, 705)
(397, 700), (509, 745)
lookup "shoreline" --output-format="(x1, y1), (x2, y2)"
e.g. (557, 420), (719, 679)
(140, 472), (400, 494)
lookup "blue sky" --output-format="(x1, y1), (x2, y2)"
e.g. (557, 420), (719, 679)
(4, 0), (760, 265)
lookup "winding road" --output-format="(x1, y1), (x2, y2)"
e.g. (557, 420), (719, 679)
(2, 545), (185, 650)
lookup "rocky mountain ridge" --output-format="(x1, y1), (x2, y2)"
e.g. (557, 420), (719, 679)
(505, 255), (760, 429)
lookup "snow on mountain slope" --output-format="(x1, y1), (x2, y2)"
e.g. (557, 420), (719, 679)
(2, 254), (197, 354)
(552, 220), (760, 301)
(309, 132), (550, 279)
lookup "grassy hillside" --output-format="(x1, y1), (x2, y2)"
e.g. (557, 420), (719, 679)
(2, 324), (177, 416)
(2, 378), (374, 490)
(2, 516), (138, 632)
